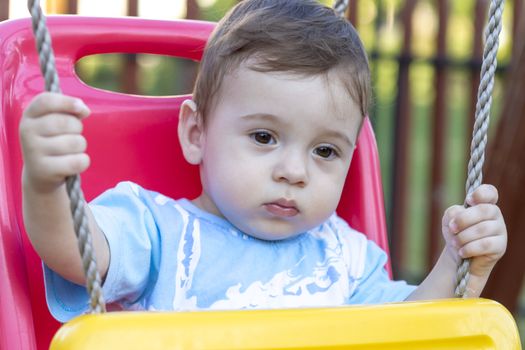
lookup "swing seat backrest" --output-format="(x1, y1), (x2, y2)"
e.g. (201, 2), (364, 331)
(0, 16), (389, 350)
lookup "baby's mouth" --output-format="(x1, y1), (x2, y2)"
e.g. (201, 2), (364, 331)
(263, 199), (299, 217)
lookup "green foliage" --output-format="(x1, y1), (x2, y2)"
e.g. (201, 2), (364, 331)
(197, 0), (239, 21)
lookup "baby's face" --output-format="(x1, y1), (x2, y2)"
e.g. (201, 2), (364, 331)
(195, 66), (362, 240)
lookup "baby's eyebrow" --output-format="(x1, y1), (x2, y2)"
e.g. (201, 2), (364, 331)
(321, 129), (355, 149)
(240, 113), (281, 123)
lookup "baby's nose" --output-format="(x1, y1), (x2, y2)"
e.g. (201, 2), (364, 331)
(271, 151), (309, 187)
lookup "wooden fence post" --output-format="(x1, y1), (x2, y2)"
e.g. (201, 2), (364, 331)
(46, 0), (76, 14)
(122, 0), (138, 94)
(187, 0), (199, 19)
(426, 0), (450, 269)
(390, 0), (417, 278)
(347, 0), (358, 27)
(67, 0), (77, 14)
(0, 0), (8, 21)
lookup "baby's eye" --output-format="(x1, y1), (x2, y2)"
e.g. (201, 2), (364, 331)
(314, 145), (338, 160)
(250, 131), (275, 145)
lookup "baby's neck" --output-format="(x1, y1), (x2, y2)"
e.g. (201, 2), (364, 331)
(191, 193), (223, 218)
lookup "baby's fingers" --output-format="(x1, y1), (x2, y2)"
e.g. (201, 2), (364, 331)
(24, 92), (90, 119)
(449, 204), (501, 234)
(30, 113), (85, 137)
(33, 154), (91, 181)
(39, 134), (88, 156)
(458, 235), (506, 261)
(442, 205), (464, 230)
(453, 220), (503, 247)
(466, 184), (498, 206)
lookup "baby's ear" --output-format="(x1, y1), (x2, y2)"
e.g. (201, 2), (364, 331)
(178, 99), (204, 165)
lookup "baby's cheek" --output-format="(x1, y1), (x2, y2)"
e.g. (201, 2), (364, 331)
(210, 162), (258, 208)
(306, 185), (342, 224)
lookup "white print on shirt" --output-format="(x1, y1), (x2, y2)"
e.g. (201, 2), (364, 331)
(167, 207), (359, 311)
(172, 203), (200, 310)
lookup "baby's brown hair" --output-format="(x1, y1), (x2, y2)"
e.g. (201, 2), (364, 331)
(192, 0), (371, 121)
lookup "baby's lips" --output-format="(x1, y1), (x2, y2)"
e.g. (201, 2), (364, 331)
(264, 198), (300, 217)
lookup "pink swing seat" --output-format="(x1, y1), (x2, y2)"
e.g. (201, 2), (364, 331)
(0, 16), (388, 350)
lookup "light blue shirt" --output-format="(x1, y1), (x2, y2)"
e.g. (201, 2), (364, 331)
(44, 181), (415, 322)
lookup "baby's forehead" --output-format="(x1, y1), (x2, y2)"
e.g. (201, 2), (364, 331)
(224, 62), (358, 105)
(212, 65), (363, 135)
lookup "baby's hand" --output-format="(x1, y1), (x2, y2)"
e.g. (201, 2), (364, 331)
(19, 92), (91, 193)
(442, 184), (507, 286)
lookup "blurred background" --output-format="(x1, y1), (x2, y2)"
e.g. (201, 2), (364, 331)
(2, 0), (524, 342)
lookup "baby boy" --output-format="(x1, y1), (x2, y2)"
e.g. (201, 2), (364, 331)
(19, 0), (507, 321)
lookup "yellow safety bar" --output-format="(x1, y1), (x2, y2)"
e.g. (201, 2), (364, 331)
(50, 298), (521, 349)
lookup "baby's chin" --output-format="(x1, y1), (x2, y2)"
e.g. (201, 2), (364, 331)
(231, 219), (320, 242)
(217, 203), (331, 241)
(246, 230), (305, 242)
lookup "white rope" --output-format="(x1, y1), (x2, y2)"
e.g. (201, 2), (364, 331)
(27, 0), (106, 313)
(455, 0), (505, 298)
(333, 0), (349, 17)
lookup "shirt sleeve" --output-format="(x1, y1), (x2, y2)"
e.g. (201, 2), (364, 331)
(348, 240), (416, 304)
(44, 181), (160, 322)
